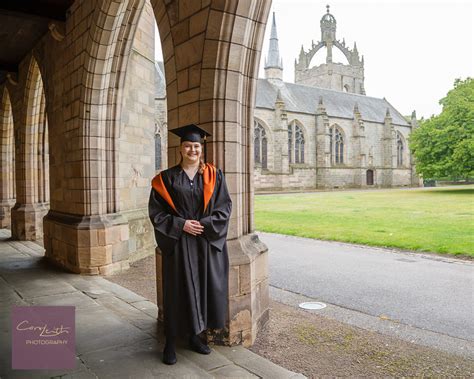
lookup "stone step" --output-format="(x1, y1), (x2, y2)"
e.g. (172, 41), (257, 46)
(213, 345), (306, 379)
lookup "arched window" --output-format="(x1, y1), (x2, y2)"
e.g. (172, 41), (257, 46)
(397, 132), (404, 167)
(254, 120), (267, 169)
(295, 125), (304, 163)
(343, 84), (350, 92)
(330, 126), (344, 164)
(288, 121), (305, 164)
(155, 131), (161, 171)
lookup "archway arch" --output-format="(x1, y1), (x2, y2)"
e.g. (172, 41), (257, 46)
(11, 56), (49, 240)
(80, 0), (146, 216)
(309, 45), (350, 67)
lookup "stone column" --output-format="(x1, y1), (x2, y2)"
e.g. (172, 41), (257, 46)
(42, 0), (147, 274)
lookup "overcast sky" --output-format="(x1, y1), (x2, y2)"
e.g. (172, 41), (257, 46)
(155, 0), (473, 119)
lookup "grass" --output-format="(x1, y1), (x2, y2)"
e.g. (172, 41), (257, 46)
(255, 185), (474, 257)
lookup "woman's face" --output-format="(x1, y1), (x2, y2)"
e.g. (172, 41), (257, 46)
(180, 141), (202, 164)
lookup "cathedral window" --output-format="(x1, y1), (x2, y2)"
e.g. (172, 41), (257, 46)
(288, 121), (305, 164)
(397, 132), (404, 167)
(254, 120), (268, 169)
(330, 126), (344, 164)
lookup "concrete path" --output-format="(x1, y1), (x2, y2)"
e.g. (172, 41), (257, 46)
(258, 232), (474, 357)
(0, 229), (304, 379)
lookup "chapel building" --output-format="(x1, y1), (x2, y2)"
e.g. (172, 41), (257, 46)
(253, 7), (421, 190)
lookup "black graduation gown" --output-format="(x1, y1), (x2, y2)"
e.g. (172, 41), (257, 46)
(148, 164), (232, 338)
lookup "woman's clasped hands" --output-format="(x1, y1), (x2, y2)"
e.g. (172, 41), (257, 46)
(183, 220), (204, 236)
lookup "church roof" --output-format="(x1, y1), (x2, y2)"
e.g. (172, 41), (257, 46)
(256, 79), (410, 126)
(155, 61), (166, 99)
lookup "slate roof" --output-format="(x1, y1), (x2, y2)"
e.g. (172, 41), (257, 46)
(155, 61), (166, 99)
(256, 79), (410, 126)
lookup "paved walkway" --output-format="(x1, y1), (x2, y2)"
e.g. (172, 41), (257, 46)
(258, 231), (474, 358)
(0, 229), (304, 379)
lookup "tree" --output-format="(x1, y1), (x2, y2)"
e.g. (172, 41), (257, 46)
(409, 78), (474, 180)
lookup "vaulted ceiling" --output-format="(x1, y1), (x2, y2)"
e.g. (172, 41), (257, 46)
(0, 0), (75, 82)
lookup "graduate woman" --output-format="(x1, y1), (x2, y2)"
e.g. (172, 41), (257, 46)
(148, 124), (232, 365)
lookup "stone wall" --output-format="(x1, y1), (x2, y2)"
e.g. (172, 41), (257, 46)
(253, 109), (416, 191)
(295, 62), (364, 94)
(119, 1), (157, 263)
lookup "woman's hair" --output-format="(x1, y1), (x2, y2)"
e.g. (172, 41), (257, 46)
(178, 144), (206, 174)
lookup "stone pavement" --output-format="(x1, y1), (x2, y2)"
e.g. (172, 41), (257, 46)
(0, 229), (304, 379)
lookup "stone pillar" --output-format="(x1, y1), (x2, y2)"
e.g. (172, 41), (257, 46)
(44, 213), (130, 275)
(0, 86), (16, 229)
(42, 0), (154, 275)
(0, 200), (15, 229)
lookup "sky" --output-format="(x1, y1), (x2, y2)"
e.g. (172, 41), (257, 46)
(155, 0), (473, 119)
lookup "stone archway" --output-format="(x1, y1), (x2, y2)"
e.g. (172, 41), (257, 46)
(43, 0), (148, 274)
(37, 0), (272, 346)
(11, 57), (49, 240)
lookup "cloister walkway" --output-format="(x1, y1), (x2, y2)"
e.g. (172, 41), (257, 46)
(0, 229), (303, 378)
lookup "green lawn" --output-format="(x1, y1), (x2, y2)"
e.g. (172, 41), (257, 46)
(255, 186), (474, 257)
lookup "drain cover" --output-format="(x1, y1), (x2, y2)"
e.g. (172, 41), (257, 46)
(299, 302), (327, 310)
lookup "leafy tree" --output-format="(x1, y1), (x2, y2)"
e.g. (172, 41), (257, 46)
(409, 78), (474, 180)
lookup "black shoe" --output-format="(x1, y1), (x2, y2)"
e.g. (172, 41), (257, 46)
(162, 340), (177, 365)
(189, 334), (211, 355)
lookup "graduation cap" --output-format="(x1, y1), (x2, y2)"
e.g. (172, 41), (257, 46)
(170, 123), (211, 143)
(170, 123), (211, 160)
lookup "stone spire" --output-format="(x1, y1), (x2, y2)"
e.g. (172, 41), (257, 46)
(265, 12), (283, 81)
(410, 110), (419, 129)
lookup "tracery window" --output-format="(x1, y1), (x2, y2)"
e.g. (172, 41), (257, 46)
(330, 126), (344, 164)
(397, 132), (404, 167)
(288, 121), (305, 164)
(254, 120), (268, 169)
